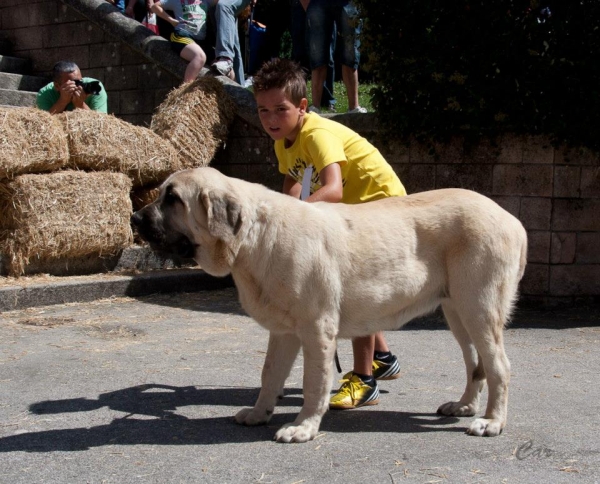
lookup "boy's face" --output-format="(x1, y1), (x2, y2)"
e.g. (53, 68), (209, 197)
(256, 88), (308, 144)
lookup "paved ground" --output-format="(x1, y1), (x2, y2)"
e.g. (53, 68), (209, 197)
(0, 287), (599, 483)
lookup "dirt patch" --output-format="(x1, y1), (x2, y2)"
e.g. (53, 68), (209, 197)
(85, 324), (146, 340)
(16, 316), (76, 327)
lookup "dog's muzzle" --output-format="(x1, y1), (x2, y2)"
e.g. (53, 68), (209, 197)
(130, 209), (196, 260)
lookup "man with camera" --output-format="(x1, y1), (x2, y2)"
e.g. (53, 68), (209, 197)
(37, 61), (108, 114)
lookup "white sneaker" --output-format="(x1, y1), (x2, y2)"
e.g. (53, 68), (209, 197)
(307, 105), (321, 114)
(347, 106), (368, 114)
(211, 58), (233, 77)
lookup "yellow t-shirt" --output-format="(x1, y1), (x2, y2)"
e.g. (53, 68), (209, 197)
(275, 113), (407, 204)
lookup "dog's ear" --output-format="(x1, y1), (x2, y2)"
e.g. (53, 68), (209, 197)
(200, 189), (243, 241)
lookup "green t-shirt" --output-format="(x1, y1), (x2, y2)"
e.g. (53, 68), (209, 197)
(36, 78), (108, 113)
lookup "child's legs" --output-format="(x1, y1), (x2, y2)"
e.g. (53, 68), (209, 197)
(336, 2), (362, 109)
(352, 334), (375, 376)
(373, 331), (390, 353)
(180, 42), (207, 83)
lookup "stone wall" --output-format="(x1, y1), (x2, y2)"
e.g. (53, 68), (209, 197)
(1, 0), (599, 306)
(215, 115), (600, 307)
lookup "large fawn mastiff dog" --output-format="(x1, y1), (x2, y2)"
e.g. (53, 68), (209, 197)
(131, 167), (527, 443)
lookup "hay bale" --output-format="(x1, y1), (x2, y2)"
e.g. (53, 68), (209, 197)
(58, 110), (182, 187)
(151, 76), (236, 168)
(131, 185), (161, 212)
(0, 171), (133, 276)
(0, 107), (69, 179)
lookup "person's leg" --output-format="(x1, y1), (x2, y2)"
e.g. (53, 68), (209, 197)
(321, 25), (336, 110)
(306, 0), (334, 110)
(373, 332), (390, 353)
(290, 0), (309, 68)
(352, 335), (375, 376)
(180, 42), (207, 83)
(212, 0), (251, 79)
(337, 1), (365, 112)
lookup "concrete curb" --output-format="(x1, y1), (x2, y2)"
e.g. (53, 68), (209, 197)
(0, 268), (233, 311)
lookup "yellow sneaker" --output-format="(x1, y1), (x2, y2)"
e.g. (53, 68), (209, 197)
(329, 373), (380, 410)
(372, 355), (401, 380)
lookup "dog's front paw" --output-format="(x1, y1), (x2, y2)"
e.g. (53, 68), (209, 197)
(467, 417), (504, 437)
(437, 401), (478, 417)
(235, 407), (272, 426)
(274, 422), (317, 443)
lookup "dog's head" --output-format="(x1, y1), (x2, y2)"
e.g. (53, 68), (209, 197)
(131, 168), (246, 277)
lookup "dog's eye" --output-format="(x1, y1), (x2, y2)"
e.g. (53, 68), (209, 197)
(164, 187), (182, 205)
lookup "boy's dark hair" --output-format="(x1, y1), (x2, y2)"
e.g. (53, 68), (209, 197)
(52, 61), (80, 82)
(252, 58), (307, 105)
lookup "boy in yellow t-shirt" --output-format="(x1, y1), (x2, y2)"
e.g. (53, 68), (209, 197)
(253, 58), (407, 410)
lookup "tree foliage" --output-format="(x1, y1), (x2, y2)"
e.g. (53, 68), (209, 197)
(356, 0), (600, 149)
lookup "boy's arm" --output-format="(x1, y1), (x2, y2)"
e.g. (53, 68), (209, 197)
(305, 163), (343, 203)
(283, 174), (302, 199)
(149, 0), (178, 26)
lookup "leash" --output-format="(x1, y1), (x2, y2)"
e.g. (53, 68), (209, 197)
(334, 349), (342, 373)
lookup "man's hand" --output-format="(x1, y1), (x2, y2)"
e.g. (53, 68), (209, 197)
(71, 84), (90, 109)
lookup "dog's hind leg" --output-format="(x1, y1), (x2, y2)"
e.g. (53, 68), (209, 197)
(437, 300), (485, 417)
(465, 316), (511, 437)
(235, 332), (301, 427)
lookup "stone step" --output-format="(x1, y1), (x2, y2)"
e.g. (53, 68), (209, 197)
(0, 71), (48, 92)
(0, 39), (13, 56)
(0, 54), (31, 74)
(0, 87), (36, 108)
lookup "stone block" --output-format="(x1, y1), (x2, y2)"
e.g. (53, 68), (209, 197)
(27, 45), (90, 71)
(105, 65), (139, 90)
(552, 199), (600, 231)
(577, 233), (600, 264)
(9, 28), (44, 51)
(89, 42), (121, 68)
(56, 3), (86, 23)
(550, 232), (576, 264)
(523, 135), (554, 164)
(393, 164), (436, 194)
(119, 89), (156, 114)
(433, 136), (464, 164)
(247, 163), (282, 191)
(106, 90), (120, 115)
(120, 42), (146, 66)
(43, 21), (105, 49)
(80, 67), (105, 82)
(550, 265), (600, 296)
(498, 133), (524, 164)
(214, 163), (249, 181)
(520, 197), (552, 230)
(553, 165), (580, 198)
(215, 137), (276, 165)
(2, 2), (56, 28)
(490, 196), (520, 219)
(373, 137), (409, 164)
(527, 231), (550, 264)
(436, 164), (493, 193)
(555, 144), (600, 166)
(520, 263), (549, 295)
(463, 136), (501, 164)
(493, 164), (553, 196)
(581, 167), (600, 198)
(139, 64), (178, 89)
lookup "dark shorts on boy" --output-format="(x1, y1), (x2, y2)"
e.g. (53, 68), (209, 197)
(170, 30), (197, 55)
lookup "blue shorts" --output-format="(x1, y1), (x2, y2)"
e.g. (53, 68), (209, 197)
(306, 0), (361, 70)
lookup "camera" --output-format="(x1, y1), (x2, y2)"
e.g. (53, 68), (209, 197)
(74, 79), (102, 95)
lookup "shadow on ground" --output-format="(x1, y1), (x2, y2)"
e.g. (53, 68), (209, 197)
(0, 384), (463, 452)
